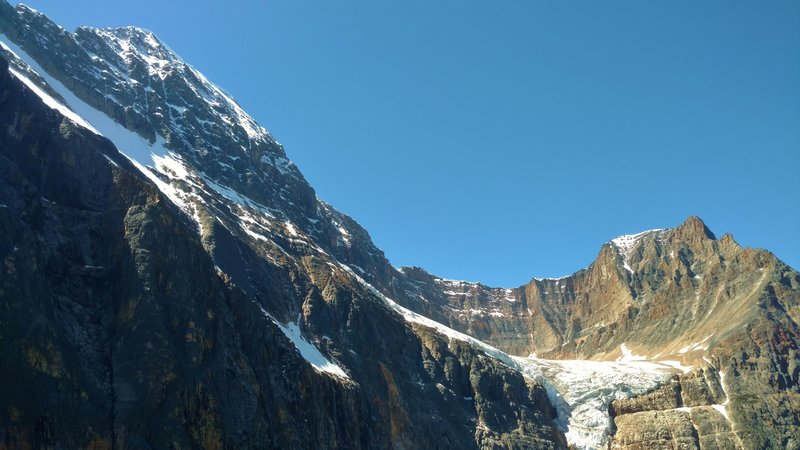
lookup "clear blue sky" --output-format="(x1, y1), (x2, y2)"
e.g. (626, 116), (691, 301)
(19, 1), (800, 286)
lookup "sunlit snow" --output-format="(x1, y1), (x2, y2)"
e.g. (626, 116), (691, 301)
(610, 229), (665, 273)
(257, 307), (348, 379)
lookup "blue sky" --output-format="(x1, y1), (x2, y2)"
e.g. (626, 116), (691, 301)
(20, 1), (800, 286)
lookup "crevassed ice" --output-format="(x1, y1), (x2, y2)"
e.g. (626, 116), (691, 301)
(514, 356), (672, 450)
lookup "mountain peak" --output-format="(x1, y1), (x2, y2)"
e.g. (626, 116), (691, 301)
(610, 228), (665, 255)
(93, 25), (163, 49)
(676, 215), (716, 240)
(83, 25), (182, 80)
(14, 3), (43, 17)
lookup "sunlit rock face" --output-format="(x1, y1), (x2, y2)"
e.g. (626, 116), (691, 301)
(0, 3), (797, 449)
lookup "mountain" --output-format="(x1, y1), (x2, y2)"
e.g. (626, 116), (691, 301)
(0, 3), (797, 449)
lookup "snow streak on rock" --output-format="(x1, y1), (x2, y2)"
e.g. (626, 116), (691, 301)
(610, 229), (665, 273)
(257, 306), (348, 380)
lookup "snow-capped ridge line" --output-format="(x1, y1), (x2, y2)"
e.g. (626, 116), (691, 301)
(610, 228), (665, 273)
(0, 32), (215, 236)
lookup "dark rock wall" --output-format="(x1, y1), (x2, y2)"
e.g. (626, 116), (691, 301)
(0, 55), (565, 449)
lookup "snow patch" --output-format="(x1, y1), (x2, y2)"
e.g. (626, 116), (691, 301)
(536, 275), (570, 281)
(274, 320), (349, 379)
(331, 218), (352, 246)
(715, 370), (731, 421)
(257, 307), (348, 379)
(677, 335), (712, 354)
(711, 404), (728, 420)
(434, 277), (480, 287)
(200, 174), (276, 219)
(284, 221), (299, 237)
(618, 343), (646, 362)
(610, 229), (664, 273)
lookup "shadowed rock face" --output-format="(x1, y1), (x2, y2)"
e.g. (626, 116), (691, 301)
(0, 2), (797, 449)
(0, 26), (565, 450)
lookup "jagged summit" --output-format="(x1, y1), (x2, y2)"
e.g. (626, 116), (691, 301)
(13, 3), (43, 19)
(403, 216), (720, 290)
(85, 26), (187, 79)
(676, 214), (717, 240)
(609, 228), (666, 273)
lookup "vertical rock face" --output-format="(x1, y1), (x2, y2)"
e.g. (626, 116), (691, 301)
(610, 370), (741, 449)
(0, 3), (797, 449)
(0, 54), (566, 449)
(0, 6), (567, 448)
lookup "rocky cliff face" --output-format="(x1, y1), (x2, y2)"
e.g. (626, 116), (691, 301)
(392, 216), (797, 362)
(0, 51), (566, 449)
(0, 4), (567, 449)
(392, 222), (800, 447)
(0, 2), (797, 449)
(394, 219), (800, 449)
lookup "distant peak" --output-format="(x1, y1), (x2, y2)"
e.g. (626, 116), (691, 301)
(15, 3), (42, 15)
(609, 228), (665, 273)
(610, 229), (665, 253)
(719, 232), (739, 246)
(98, 25), (159, 41)
(676, 215), (716, 240)
(11, 3), (62, 32)
(89, 25), (167, 54)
